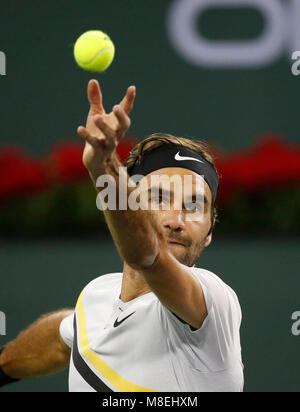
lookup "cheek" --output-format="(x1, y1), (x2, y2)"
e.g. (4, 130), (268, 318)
(189, 216), (211, 237)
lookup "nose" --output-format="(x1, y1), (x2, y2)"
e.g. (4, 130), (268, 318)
(162, 210), (186, 233)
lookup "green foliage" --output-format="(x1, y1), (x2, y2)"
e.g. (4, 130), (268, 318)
(0, 184), (299, 237)
(216, 186), (300, 234)
(0, 182), (107, 237)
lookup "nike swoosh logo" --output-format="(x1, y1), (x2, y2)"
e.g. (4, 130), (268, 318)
(174, 152), (204, 163)
(113, 311), (136, 328)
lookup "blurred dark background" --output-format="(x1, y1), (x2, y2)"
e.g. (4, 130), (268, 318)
(0, 0), (299, 392)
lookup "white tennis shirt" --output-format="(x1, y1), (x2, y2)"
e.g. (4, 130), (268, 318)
(60, 267), (244, 392)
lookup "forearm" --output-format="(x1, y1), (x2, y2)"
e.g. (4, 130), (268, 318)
(89, 151), (161, 268)
(0, 309), (73, 379)
(80, 81), (159, 268)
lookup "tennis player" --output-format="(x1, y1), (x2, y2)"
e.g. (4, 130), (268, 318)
(0, 80), (244, 392)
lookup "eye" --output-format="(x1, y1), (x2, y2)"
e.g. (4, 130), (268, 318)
(185, 202), (202, 212)
(151, 196), (169, 206)
(151, 196), (161, 204)
(152, 196), (165, 204)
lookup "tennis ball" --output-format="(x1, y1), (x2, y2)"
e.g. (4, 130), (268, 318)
(74, 30), (115, 72)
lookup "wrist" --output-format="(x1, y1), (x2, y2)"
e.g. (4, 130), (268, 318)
(87, 150), (122, 182)
(88, 166), (105, 183)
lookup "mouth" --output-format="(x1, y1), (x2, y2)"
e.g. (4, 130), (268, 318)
(167, 240), (185, 247)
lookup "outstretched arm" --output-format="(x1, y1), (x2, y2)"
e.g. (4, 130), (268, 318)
(77, 80), (159, 266)
(0, 309), (73, 384)
(77, 81), (208, 331)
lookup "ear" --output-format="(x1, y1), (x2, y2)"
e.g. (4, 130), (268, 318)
(204, 232), (212, 248)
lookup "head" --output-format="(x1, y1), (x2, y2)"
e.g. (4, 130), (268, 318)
(124, 133), (219, 267)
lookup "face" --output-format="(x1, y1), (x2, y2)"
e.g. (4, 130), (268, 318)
(138, 167), (213, 267)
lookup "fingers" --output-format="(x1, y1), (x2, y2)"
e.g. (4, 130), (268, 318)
(119, 85), (136, 115)
(78, 83), (134, 149)
(77, 125), (105, 148)
(113, 105), (131, 138)
(94, 106), (130, 141)
(93, 118), (116, 151)
(94, 116), (115, 138)
(87, 79), (105, 115)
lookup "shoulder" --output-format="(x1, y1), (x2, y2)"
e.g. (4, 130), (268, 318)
(188, 266), (241, 316)
(80, 272), (123, 297)
(74, 272), (123, 316)
(190, 266), (237, 295)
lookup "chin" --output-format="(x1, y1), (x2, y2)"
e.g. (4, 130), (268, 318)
(168, 244), (198, 266)
(172, 251), (192, 266)
(176, 251), (199, 267)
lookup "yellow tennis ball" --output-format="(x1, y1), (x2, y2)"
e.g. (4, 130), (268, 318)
(74, 30), (115, 72)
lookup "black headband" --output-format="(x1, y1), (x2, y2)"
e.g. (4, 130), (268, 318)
(127, 144), (219, 204)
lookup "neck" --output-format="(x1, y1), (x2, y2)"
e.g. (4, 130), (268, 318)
(119, 262), (152, 302)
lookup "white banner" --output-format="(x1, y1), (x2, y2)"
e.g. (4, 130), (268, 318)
(167, 0), (299, 68)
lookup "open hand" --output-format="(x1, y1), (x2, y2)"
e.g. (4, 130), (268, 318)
(77, 79), (136, 173)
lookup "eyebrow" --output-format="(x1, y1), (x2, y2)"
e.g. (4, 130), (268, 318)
(147, 187), (209, 205)
(185, 194), (208, 205)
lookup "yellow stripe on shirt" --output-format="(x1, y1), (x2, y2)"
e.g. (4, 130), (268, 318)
(76, 290), (158, 392)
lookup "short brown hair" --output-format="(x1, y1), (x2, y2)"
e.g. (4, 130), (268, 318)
(124, 133), (219, 234)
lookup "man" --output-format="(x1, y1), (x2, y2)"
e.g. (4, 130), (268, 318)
(0, 80), (243, 392)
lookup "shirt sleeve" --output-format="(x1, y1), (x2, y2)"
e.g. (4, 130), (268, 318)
(159, 267), (242, 372)
(59, 312), (74, 349)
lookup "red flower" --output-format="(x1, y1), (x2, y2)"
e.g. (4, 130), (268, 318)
(215, 134), (300, 203)
(1, 134), (298, 206)
(48, 136), (138, 184)
(0, 147), (48, 203)
(48, 141), (88, 184)
(116, 136), (138, 163)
